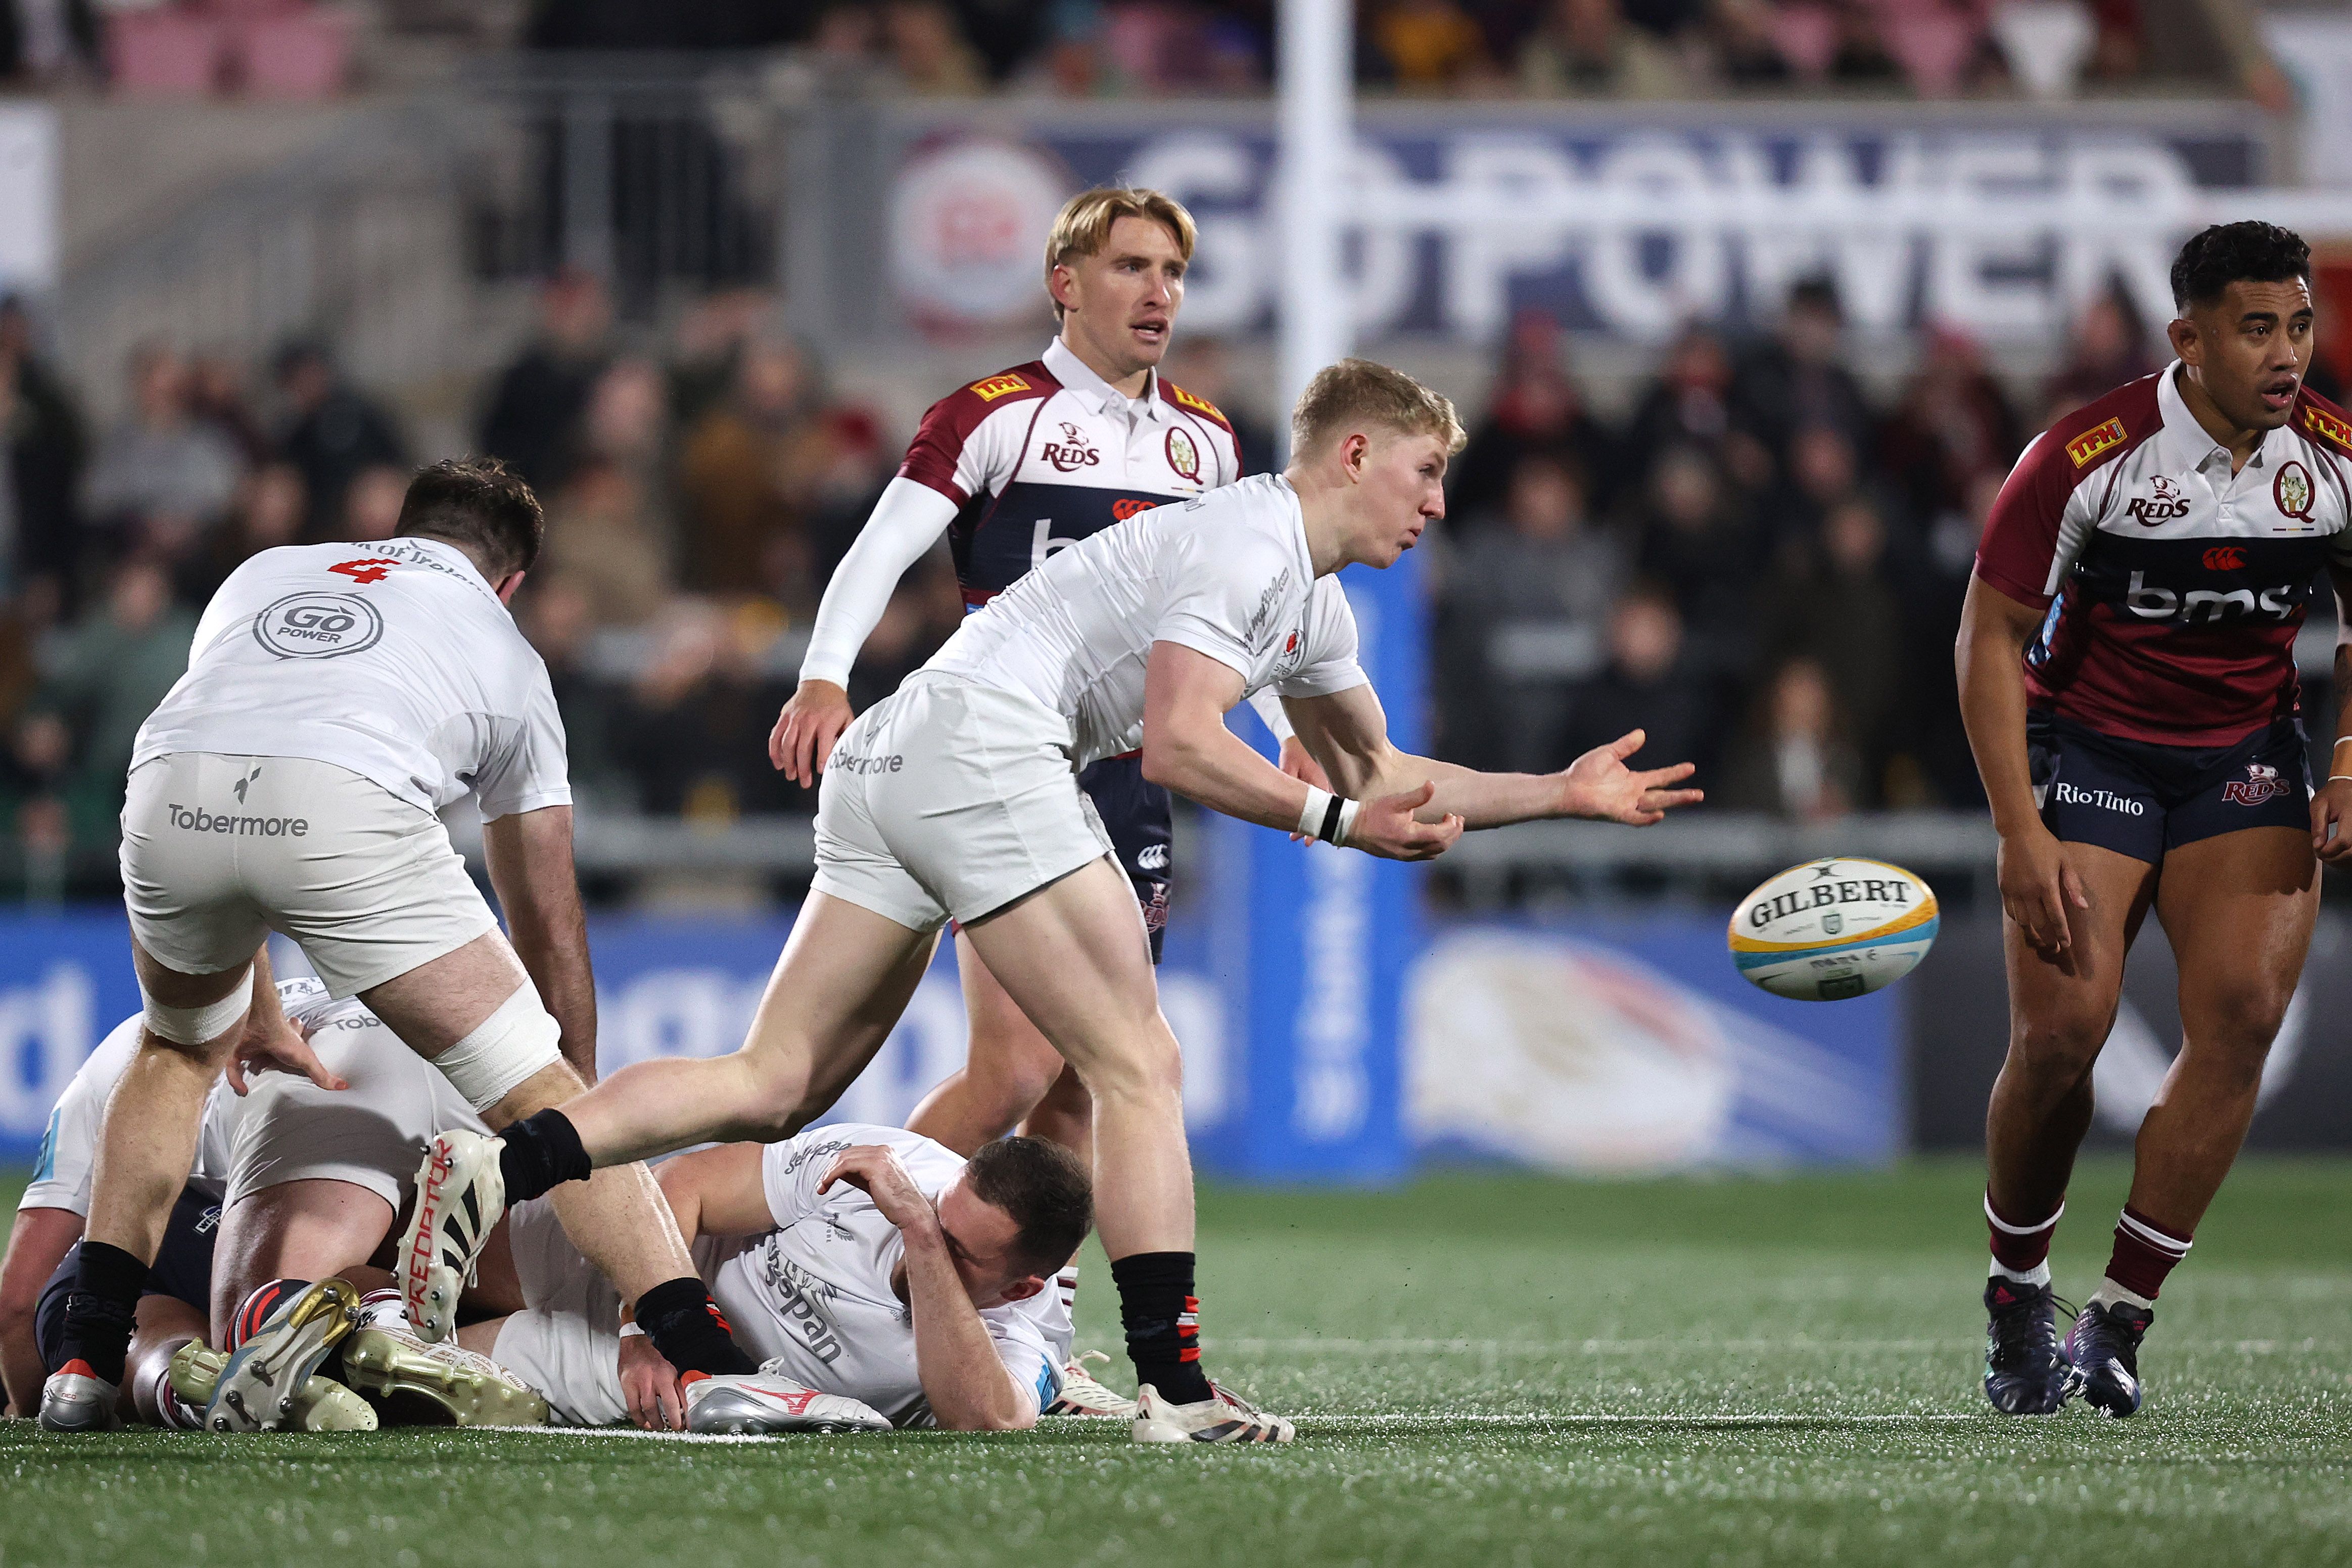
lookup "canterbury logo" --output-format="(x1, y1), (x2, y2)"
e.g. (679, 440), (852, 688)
(2066, 418), (2126, 467)
(969, 372), (1032, 402)
(2304, 403), (2352, 452)
(2203, 546), (2247, 570)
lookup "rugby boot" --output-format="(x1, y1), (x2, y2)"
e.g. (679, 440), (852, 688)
(1981, 1277), (2071, 1416)
(341, 1320), (548, 1428)
(1132, 1381), (1295, 1444)
(401, 1128), (505, 1343)
(36, 1359), (123, 1432)
(169, 1342), (375, 1432)
(683, 1365), (891, 1434)
(2065, 1298), (2153, 1416)
(1044, 1350), (1137, 1418)
(207, 1278), (361, 1432)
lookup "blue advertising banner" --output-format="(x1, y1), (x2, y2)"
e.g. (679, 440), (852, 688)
(0, 902), (1900, 1171)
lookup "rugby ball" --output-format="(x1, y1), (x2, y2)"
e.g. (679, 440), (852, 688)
(1727, 858), (1939, 1002)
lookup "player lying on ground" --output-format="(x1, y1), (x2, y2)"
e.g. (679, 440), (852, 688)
(7, 978), (542, 1429)
(407, 357), (1702, 1445)
(774, 186), (1327, 1179)
(1959, 220), (2350, 1416)
(43, 458), (758, 1434)
(461, 1125), (1091, 1433)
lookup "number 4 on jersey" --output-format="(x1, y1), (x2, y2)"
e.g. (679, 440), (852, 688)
(330, 558), (401, 585)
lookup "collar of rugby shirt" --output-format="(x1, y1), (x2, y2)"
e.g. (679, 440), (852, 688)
(1043, 336), (1168, 424)
(2156, 359), (2286, 478)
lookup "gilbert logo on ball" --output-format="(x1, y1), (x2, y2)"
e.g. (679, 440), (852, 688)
(1728, 858), (1939, 1002)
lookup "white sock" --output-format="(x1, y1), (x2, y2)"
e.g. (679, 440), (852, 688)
(1989, 1259), (2052, 1288)
(2088, 1277), (2153, 1312)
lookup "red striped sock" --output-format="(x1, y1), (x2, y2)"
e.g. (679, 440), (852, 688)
(2104, 1206), (2192, 1301)
(1985, 1190), (2063, 1274)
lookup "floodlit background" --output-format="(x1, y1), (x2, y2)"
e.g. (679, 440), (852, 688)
(1, 0), (2349, 1178)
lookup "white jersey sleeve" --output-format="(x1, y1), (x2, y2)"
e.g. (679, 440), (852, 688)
(18, 1017), (144, 1215)
(469, 663), (573, 822)
(797, 479), (962, 690)
(1152, 522), (1298, 680)
(756, 1123), (942, 1229)
(1276, 577), (1371, 700)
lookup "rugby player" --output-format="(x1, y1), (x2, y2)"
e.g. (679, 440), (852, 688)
(772, 186), (1320, 1171)
(1959, 222), (2352, 1416)
(39, 458), (758, 1433)
(413, 358), (1702, 1444)
(460, 1126), (1090, 1433)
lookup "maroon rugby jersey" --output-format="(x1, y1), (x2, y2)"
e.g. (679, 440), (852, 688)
(1974, 365), (2352, 746)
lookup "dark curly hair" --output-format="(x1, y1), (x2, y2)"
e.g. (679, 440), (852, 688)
(2170, 222), (2311, 312)
(394, 456), (545, 579)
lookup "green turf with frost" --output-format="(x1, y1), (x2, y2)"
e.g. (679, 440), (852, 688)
(4, 1157), (2347, 1567)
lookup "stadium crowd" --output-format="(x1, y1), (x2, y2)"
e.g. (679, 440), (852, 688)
(0, 264), (2284, 897)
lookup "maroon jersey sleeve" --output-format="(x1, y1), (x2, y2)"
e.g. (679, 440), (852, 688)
(1974, 393), (2148, 609)
(897, 364), (1052, 505)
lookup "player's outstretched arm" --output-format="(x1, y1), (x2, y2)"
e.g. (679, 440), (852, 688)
(772, 478), (962, 784)
(1284, 684), (1702, 829)
(483, 805), (598, 1082)
(1142, 642), (1461, 860)
(651, 1143), (775, 1244)
(821, 1146), (1038, 1432)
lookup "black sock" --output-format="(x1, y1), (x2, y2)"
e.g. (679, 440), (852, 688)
(58, 1241), (149, 1386)
(636, 1276), (757, 1377)
(498, 1110), (592, 1204)
(1111, 1251), (1212, 1405)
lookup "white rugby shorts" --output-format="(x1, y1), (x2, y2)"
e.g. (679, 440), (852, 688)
(222, 1017), (485, 1213)
(811, 674), (1114, 932)
(121, 752), (498, 997)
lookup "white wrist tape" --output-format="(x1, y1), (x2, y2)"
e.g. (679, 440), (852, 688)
(1293, 785), (1361, 846)
(618, 1320), (646, 1340)
(140, 964), (256, 1046)
(433, 983), (563, 1112)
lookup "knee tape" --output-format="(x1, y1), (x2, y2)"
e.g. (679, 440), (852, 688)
(140, 965), (255, 1046)
(434, 985), (563, 1111)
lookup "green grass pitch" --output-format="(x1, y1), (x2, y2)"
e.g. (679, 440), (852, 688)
(4, 1157), (2347, 1567)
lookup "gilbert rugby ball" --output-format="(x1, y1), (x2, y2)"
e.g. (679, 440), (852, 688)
(1727, 858), (1939, 1002)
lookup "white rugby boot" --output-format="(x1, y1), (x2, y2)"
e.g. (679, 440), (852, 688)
(169, 1342), (375, 1432)
(37, 1360), (123, 1432)
(341, 1315), (549, 1428)
(1132, 1382), (1296, 1444)
(1043, 1350), (1138, 1418)
(401, 1128), (505, 1343)
(684, 1365), (892, 1434)
(206, 1278), (362, 1432)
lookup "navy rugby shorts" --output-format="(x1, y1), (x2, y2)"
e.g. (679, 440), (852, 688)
(35, 1187), (219, 1374)
(2028, 710), (2312, 865)
(1078, 753), (1173, 964)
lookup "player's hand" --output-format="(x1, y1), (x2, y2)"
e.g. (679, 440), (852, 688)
(226, 1015), (347, 1096)
(1346, 780), (1464, 861)
(770, 679), (854, 786)
(1998, 823), (2088, 956)
(2313, 776), (2352, 866)
(820, 1146), (939, 1239)
(1560, 730), (1703, 825)
(619, 1332), (685, 1431)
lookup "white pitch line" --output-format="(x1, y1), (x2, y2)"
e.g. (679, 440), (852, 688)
(1215, 1338), (2308, 1356)
(483, 1414), (1996, 1438)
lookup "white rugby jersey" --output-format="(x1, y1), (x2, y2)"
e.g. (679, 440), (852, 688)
(701, 1124), (1064, 1428)
(132, 537), (571, 820)
(1977, 363), (2352, 745)
(923, 473), (1369, 767)
(15, 978), (326, 1216)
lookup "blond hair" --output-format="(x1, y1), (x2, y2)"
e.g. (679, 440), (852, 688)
(1289, 358), (1468, 461)
(1044, 188), (1198, 320)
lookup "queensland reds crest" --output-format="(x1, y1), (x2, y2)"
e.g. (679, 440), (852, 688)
(1165, 426), (1201, 483)
(2222, 761), (2290, 806)
(2275, 460), (2316, 524)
